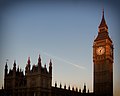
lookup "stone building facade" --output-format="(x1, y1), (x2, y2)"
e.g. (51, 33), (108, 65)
(2, 55), (92, 96)
(4, 55), (52, 96)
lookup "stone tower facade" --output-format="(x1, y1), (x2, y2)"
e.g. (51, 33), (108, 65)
(93, 10), (113, 96)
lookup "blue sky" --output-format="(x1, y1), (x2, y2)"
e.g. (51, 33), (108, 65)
(0, 0), (120, 95)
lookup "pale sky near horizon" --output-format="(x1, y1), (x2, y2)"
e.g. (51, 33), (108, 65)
(0, 0), (120, 96)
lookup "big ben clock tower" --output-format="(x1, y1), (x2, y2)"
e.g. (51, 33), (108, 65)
(93, 10), (113, 96)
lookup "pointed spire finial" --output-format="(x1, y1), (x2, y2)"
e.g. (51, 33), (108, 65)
(5, 61), (8, 68)
(6, 61), (7, 65)
(83, 83), (86, 93)
(64, 84), (66, 89)
(76, 87), (78, 92)
(39, 54), (40, 57)
(102, 8), (105, 20)
(38, 54), (41, 64)
(60, 82), (62, 88)
(5, 59), (8, 67)
(102, 8), (104, 16)
(49, 59), (52, 66)
(28, 57), (30, 64)
(98, 8), (108, 29)
(84, 83), (86, 86)
(49, 59), (52, 74)
(14, 60), (16, 65)
(17, 65), (19, 72)
(68, 85), (70, 90)
(44, 63), (46, 68)
(79, 88), (81, 93)
(55, 81), (57, 87)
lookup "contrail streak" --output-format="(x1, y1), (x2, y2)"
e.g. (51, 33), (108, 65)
(43, 52), (86, 70)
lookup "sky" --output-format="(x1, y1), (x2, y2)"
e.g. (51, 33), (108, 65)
(0, 0), (120, 96)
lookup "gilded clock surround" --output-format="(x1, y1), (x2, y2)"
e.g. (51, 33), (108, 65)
(96, 46), (105, 55)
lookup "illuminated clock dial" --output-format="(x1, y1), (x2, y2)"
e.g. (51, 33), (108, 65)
(96, 47), (105, 55)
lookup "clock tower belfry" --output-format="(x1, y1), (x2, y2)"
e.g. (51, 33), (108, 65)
(93, 10), (113, 96)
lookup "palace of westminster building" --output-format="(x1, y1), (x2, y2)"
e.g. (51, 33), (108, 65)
(0, 10), (114, 96)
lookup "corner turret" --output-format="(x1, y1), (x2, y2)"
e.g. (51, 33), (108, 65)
(83, 83), (86, 93)
(5, 62), (8, 76)
(13, 60), (16, 71)
(49, 59), (52, 75)
(38, 54), (41, 69)
(27, 57), (31, 71)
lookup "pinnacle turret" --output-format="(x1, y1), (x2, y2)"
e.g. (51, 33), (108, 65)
(38, 54), (41, 65)
(27, 57), (31, 65)
(49, 59), (52, 74)
(27, 57), (31, 71)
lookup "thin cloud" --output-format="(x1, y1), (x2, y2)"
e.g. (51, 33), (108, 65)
(43, 52), (86, 70)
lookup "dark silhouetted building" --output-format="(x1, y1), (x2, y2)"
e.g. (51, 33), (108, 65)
(2, 55), (92, 96)
(4, 55), (52, 96)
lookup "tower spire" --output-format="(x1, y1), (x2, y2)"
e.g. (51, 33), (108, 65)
(27, 57), (31, 70)
(38, 54), (41, 65)
(49, 59), (52, 75)
(27, 57), (30, 65)
(102, 8), (104, 16)
(99, 9), (108, 29)
(5, 61), (8, 76)
(13, 60), (16, 71)
(13, 60), (16, 67)
(38, 54), (41, 72)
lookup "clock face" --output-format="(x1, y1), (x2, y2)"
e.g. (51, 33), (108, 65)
(96, 47), (105, 55)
